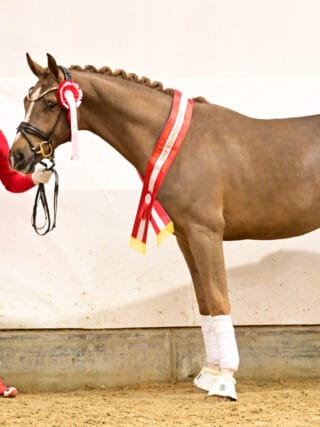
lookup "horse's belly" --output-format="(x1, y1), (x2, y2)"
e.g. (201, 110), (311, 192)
(223, 225), (317, 241)
(222, 188), (320, 240)
(223, 209), (320, 241)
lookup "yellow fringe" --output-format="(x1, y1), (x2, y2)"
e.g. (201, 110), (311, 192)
(156, 222), (174, 246)
(130, 237), (146, 255)
(130, 222), (174, 254)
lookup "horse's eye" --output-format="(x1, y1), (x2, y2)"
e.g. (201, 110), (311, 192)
(47, 101), (57, 111)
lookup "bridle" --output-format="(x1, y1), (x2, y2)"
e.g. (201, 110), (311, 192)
(17, 66), (72, 164)
(17, 66), (72, 235)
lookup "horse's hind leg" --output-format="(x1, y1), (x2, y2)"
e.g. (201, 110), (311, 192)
(182, 224), (239, 400)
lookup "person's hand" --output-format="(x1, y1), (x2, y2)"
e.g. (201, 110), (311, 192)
(32, 168), (53, 185)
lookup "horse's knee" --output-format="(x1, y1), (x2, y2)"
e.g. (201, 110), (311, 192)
(199, 284), (230, 315)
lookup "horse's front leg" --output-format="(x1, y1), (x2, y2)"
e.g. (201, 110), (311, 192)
(187, 223), (239, 400)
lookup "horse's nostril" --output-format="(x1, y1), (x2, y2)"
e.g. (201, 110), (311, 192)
(10, 149), (25, 169)
(15, 150), (24, 162)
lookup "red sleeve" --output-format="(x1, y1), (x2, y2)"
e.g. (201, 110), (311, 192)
(0, 130), (35, 193)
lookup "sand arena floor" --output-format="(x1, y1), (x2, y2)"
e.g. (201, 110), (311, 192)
(1, 380), (320, 426)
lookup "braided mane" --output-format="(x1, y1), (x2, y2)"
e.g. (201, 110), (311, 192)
(69, 64), (207, 103)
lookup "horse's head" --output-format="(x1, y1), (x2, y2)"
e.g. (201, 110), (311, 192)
(10, 53), (72, 173)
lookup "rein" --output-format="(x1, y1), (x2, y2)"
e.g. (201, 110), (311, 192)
(32, 160), (59, 235)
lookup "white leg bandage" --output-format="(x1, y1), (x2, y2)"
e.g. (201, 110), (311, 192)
(212, 314), (239, 371)
(196, 314), (239, 399)
(200, 315), (220, 367)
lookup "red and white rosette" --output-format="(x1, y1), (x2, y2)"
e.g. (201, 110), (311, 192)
(57, 80), (83, 160)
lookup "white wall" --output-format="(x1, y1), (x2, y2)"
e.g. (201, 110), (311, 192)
(0, 0), (320, 328)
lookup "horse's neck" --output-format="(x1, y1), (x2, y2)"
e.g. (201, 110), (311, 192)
(75, 71), (172, 174)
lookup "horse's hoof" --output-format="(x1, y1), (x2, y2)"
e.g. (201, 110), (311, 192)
(194, 367), (220, 392)
(208, 374), (237, 401)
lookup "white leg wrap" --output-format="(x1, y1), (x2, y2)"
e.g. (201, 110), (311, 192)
(199, 315), (219, 366)
(212, 315), (239, 371)
(195, 314), (239, 397)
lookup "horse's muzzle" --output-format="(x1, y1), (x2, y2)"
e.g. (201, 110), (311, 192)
(9, 146), (36, 174)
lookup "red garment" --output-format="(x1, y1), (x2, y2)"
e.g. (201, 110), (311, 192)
(0, 130), (34, 193)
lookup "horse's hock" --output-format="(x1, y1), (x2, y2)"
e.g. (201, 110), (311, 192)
(1, 325), (320, 391)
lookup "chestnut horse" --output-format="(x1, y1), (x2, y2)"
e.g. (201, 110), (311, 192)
(10, 54), (320, 400)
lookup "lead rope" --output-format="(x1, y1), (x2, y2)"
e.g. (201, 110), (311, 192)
(32, 161), (59, 235)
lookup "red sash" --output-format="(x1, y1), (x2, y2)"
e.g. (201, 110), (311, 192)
(131, 90), (193, 254)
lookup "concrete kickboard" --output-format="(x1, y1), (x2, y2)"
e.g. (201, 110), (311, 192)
(0, 326), (319, 391)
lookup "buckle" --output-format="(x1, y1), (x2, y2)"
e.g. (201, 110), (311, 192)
(36, 141), (54, 159)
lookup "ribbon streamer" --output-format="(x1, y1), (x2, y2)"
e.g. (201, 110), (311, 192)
(57, 80), (82, 160)
(64, 90), (79, 160)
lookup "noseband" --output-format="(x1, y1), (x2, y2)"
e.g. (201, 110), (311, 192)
(17, 66), (72, 162)
(18, 111), (61, 161)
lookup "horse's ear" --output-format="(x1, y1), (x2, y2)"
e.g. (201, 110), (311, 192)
(47, 53), (63, 81)
(26, 53), (44, 77)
